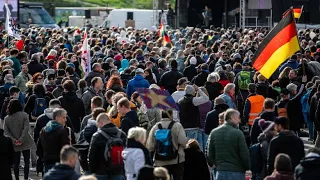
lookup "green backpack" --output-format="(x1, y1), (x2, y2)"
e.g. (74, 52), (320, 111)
(238, 71), (251, 90)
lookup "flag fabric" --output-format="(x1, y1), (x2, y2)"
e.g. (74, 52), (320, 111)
(158, 23), (165, 37)
(283, 6), (303, 19)
(80, 29), (91, 78)
(252, 9), (300, 79)
(4, 2), (21, 40)
(15, 39), (24, 50)
(162, 32), (171, 46)
(136, 88), (179, 111)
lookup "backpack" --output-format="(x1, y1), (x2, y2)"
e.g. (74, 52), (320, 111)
(31, 95), (47, 120)
(238, 71), (251, 90)
(249, 143), (263, 174)
(0, 87), (10, 110)
(138, 111), (149, 129)
(0, 97), (11, 120)
(154, 121), (178, 161)
(98, 130), (124, 168)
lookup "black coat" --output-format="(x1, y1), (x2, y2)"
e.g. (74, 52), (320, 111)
(88, 123), (127, 175)
(191, 71), (209, 87)
(309, 92), (320, 131)
(295, 156), (320, 180)
(120, 110), (139, 135)
(0, 129), (14, 180)
(204, 81), (223, 101)
(287, 84), (305, 131)
(204, 103), (229, 135)
(256, 82), (270, 98)
(159, 68), (183, 95)
(43, 164), (80, 180)
(183, 65), (198, 81)
(268, 131), (305, 175)
(27, 60), (45, 76)
(250, 111), (277, 145)
(184, 148), (211, 180)
(58, 92), (86, 133)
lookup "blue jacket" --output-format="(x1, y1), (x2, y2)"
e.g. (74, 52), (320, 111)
(0, 83), (25, 105)
(279, 59), (299, 72)
(126, 75), (150, 98)
(219, 93), (236, 109)
(301, 88), (312, 113)
(43, 164), (80, 180)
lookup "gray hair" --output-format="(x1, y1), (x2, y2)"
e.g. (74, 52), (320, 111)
(52, 108), (67, 120)
(224, 109), (240, 122)
(224, 83), (236, 93)
(207, 72), (220, 83)
(92, 63), (101, 70)
(127, 127), (146, 142)
(286, 83), (297, 92)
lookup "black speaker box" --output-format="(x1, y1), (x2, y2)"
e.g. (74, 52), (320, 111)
(85, 10), (91, 19)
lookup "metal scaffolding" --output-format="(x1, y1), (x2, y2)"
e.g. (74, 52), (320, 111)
(240, 0), (246, 29)
(152, 0), (159, 26)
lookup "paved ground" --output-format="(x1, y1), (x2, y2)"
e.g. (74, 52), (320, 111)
(14, 135), (315, 179)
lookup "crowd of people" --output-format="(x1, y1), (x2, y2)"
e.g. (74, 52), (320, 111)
(0, 24), (320, 180)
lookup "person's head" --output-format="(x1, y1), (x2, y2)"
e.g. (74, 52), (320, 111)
(53, 108), (67, 126)
(207, 72), (220, 83)
(218, 112), (225, 125)
(257, 74), (266, 82)
(91, 96), (103, 111)
(7, 99), (23, 115)
(170, 60), (178, 69)
(248, 83), (256, 94)
(288, 69), (298, 80)
(21, 64), (29, 74)
(32, 72), (43, 84)
(177, 78), (188, 90)
(9, 86), (20, 99)
(63, 80), (76, 92)
(280, 88), (290, 100)
(49, 99), (61, 109)
(91, 77), (103, 91)
(107, 76), (123, 89)
(60, 145), (79, 168)
(185, 85), (196, 96)
(105, 90), (115, 104)
(78, 79), (87, 90)
(117, 97), (131, 115)
(92, 107), (106, 120)
(33, 84), (46, 96)
(96, 113), (111, 128)
(131, 92), (143, 104)
(10, 48), (19, 57)
(57, 69), (66, 78)
(224, 83), (236, 96)
(274, 116), (290, 132)
(186, 139), (201, 151)
(258, 119), (276, 136)
(128, 127), (147, 145)
(264, 98), (275, 111)
(110, 69), (120, 77)
(65, 66), (74, 76)
(224, 109), (241, 126)
(4, 74), (14, 84)
(135, 68), (144, 76)
(92, 63), (102, 72)
(286, 83), (297, 95)
(48, 74), (56, 84)
(154, 167), (170, 180)
(161, 109), (173, 120)
(274, 153), (292, 173)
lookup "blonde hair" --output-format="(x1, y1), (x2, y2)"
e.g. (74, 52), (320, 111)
(48, 49), (57, 57)
(154, 167), (170, 180)
(279, 67), (293, 79)
(108, 93), (124, 117)
(78, 175), (97, 180)
(127, 127), (146, 142)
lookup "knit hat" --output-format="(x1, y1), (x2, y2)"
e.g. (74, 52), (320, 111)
(114, 54), (123, 61)
(190, 57), (197, 65)
(258, 119), (275, 134)
(185, 85), (195, 95)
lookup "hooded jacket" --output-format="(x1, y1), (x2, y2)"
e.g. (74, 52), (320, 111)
(126, 75), (150, 98)
(27, 59), (45, 76)
(34, 108), (74, 143)
(43, 164), (80, 180)
(183, 65), (198, 81)
(120, 110), (139, 135)
(159, 68), (183, 94)
(191, 71), (209, 87)
(250, 111), (277, 145)
(37, 121), (74, 165)
(58, 92), (86, 133)
(295, 153), (320, 180)
(268, 131), (305, 175)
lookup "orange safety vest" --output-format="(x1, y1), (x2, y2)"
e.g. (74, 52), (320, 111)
(277, 108), (288, 118)
(248, 95), (265, 125)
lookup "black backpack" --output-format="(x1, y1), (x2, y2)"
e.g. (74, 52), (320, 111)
(0, 87), (10, 112)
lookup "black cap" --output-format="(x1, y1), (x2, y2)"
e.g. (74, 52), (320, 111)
(280, 88), (290, 95)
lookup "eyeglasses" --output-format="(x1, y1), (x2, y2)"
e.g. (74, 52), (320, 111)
(37, 77), (43, 80)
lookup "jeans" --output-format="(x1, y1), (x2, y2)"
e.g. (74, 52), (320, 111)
(14, 150), (30, 180)
(95, 175), (124, 180)
(185, 128), (208, 151)
(303, 112), (314, 139)
(215, 171), (245, 180)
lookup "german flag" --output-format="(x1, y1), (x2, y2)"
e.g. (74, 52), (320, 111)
(158, 23), (165, 37)
(252, 9), (300, 79)
(283, 6), (303, 19)
(162, 32), (171, 46)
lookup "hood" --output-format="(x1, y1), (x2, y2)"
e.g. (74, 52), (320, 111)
(259, 111), (276, 122)
(45, 120), (62, 133)
(300, 156), (320, 168)
(125, 110), (139, 124)
(270, 171), (294, 180)
(119, 59), (129, 72)
(44, 164), (77, 180)
(44, 108), (54, 119)
(62, 91), (79, 102)
(133, 74), (145, 81)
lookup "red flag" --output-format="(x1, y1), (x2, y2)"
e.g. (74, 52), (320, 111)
(15, 40), (24, 51)
(162, 32), (171, 46)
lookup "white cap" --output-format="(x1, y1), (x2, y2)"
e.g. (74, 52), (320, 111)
(135, 68), (144, 74)
(190, 57), (197, 65)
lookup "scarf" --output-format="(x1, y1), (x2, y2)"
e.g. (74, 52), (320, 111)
(127, 138), (152, 166)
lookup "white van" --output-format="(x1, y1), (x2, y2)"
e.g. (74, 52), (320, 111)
(100, 9), (161, 29)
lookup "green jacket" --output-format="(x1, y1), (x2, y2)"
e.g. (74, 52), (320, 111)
(206, 122), (250, 172)
(9, 56), (21, 76)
